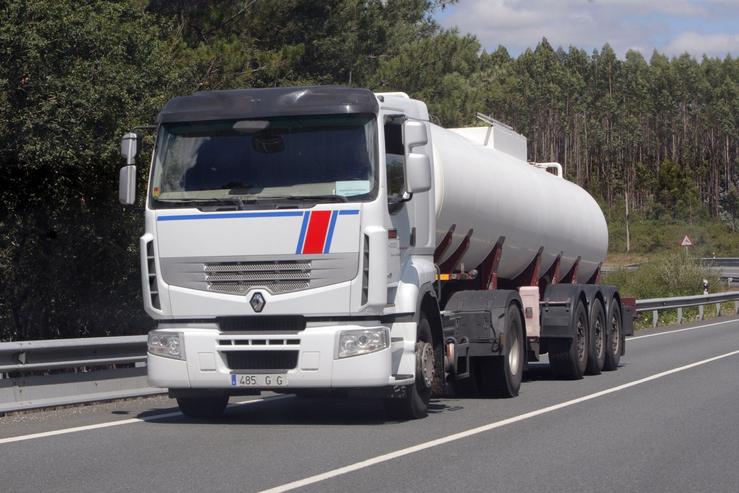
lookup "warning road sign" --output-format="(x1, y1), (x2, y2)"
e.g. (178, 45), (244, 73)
(681, 235), (693, 247)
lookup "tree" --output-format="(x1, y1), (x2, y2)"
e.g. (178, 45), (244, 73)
(0, 0), (177, 340)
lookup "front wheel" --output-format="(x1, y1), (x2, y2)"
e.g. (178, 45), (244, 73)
(384, 315), (435, 420)
(176, 394), (229, 419)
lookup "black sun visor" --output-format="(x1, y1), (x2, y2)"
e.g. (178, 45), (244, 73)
(157, 86), (379, 124)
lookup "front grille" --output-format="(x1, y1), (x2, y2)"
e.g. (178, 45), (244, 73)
(218, 316), (306, 332)
(223, 350), (298, 371)
(205, 261), (311, 295)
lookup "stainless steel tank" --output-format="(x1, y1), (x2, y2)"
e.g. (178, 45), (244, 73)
(430, 124), (608, 282)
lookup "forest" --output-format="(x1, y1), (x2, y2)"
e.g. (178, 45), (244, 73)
(0, 0), (737, 340)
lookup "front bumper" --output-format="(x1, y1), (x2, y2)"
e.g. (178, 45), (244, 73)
(147, 323), (416, 390)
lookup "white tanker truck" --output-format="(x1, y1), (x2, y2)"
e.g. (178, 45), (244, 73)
(119, 87), (633, 420)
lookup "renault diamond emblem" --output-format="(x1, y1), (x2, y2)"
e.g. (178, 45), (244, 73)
(250, 292), (266, 312)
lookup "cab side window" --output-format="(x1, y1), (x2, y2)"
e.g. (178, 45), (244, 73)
(384, 118), (405, 207)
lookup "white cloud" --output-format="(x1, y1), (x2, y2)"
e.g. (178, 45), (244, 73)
(663, 32), (739, 57)
(438, 0), (738, 58)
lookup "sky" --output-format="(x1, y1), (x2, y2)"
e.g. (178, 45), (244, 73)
(435, 0), (739, 59)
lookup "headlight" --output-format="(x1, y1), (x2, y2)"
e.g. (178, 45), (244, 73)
(148, 331), (185, 360)
(338, 328), (389, 359)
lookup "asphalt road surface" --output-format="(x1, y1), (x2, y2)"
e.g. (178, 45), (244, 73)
(2, 316), (739, 493)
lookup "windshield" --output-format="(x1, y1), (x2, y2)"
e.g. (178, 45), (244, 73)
(150, 114), (377, 208)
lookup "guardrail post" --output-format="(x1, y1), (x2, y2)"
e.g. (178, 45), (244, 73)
(652, 310), (659, 328)
(715, 303), (721, 317)
(699, 305), (704, 320)
(677, 307), (683, 324)
(735, 300), (739, 315)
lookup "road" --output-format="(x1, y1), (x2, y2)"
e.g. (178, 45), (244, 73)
(2, 316), (739, 493)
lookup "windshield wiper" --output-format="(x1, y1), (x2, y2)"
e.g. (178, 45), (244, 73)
(155, 197), (248, 209)
(255, 194), (349, 203)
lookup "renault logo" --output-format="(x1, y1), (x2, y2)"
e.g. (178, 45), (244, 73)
(250, 292), (266, 312)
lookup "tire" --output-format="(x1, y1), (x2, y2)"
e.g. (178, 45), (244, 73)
(176, 394), (228, 419)
(384, 314), (435, 420)
(549, 299), (589, 380)
(478, 303), (524, 397)
(586, 299), (606, 375)
(603, 300), (623, 371)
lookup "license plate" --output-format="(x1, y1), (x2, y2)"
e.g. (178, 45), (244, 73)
(232, 374), (288, 387)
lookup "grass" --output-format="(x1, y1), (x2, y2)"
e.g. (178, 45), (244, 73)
(607, 215), (739, 258)
(603, 252), (721, 299)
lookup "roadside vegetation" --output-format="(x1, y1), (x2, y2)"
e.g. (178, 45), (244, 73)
(1, 0), (736, 340)
(603, 252), (736, 328)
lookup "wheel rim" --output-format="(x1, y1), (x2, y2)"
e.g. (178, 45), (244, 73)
(576, 314), (587, 361)
(610, 312), (621, 355)
(594, 316), (604, 358)
(508, 323), (521, 376)
(416, 342), (435, 389)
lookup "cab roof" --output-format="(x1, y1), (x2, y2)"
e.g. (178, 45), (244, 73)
(157, 86), (379, 124)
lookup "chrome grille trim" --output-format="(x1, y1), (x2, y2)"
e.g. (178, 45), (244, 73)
(206, 271), (312, 282)
(160, 253), (358, 296)
(208, 281), (310, 295)
(204, 261), (311, 273)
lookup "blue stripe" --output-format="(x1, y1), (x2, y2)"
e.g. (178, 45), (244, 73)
(323, 211), (339, 254)
(295, 211), (310, 254)
(338, 210), (360, 215)
(158, 211), (304, 221)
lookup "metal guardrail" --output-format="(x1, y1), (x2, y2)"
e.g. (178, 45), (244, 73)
(0, 335), (164, 414)
(636, 291), (739, 328)
(1, 290), (739, 414)
(697, 257), (739, 266)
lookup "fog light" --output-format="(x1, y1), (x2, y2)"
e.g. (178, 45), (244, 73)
(338, 328), (389, 359)
(148, 331), (185, 360)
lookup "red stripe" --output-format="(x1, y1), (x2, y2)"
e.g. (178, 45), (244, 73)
(302, 211), (332, 254)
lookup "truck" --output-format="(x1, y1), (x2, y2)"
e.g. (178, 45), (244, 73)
(119, 86), (633, 420)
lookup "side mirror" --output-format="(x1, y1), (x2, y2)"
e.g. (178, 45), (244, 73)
(403, 121), (431, 194)
(121, 132), (138, 165)
(405, 153), (431, 194)
(119, 165), (136, 205)
(119, 132), (138, 205)
(403, 120), (428, 149)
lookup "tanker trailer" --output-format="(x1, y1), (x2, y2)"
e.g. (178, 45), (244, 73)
(427, 114), (633, 401)
(119, 86), (633, 420)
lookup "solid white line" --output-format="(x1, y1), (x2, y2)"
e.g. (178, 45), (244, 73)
(628, 318), (739, 341)
(0, 394), (292, 446)
(259, 348), (739, 493)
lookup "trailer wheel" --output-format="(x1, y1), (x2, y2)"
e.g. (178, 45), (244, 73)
(549, 300), (589, 379)
(603, 300), (623, 371)
(586, 299), (606, 375)
(479, 303), (524, 397)
(176, 394), (228, 419)
(384, 314), (434, 420)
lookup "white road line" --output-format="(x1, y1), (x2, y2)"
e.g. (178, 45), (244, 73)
(260, 348), (739, 493)
(628, 318), (739, 341)
(0, 394), (292, 446)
